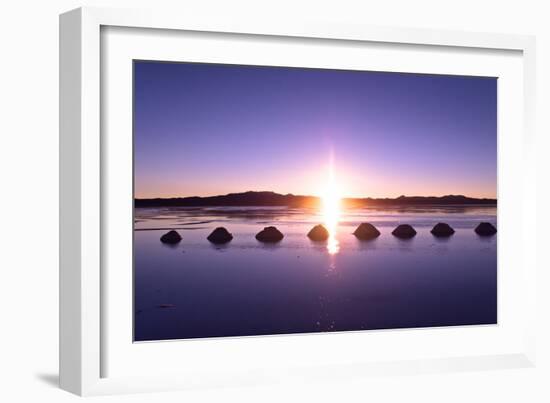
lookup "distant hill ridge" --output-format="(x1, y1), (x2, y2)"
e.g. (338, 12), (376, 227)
(135, 191), (497, 208)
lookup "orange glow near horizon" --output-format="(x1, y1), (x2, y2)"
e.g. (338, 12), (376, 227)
(321, 156), (341, 255)
(134, 158), (497, 201)
(134, 155), (496, 201)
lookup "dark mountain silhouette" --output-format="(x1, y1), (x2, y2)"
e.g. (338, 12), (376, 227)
(135, 191), (497, 208)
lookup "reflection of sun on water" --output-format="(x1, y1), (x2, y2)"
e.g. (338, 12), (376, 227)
(322, 160), (341, 255)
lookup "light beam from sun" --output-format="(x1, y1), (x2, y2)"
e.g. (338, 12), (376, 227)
(322, 154), (341, 254)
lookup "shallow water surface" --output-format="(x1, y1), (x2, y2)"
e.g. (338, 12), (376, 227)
(134, 205), (497, 341)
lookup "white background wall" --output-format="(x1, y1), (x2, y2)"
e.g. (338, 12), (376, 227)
(0, 0), (548, 401)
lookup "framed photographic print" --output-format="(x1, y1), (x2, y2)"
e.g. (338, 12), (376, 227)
(60, 7), (538, 396)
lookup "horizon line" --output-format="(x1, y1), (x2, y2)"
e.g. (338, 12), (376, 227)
(134, 190), (497, 200)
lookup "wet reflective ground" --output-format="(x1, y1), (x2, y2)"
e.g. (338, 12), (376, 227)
(134, 206), (497, 341)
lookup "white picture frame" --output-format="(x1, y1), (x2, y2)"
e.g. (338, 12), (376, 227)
(59, 6), (538, 396)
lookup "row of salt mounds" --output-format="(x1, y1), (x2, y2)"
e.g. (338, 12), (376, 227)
(159, 222), (497, 244)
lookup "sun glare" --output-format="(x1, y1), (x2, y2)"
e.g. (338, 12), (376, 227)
(322, 158), (341, 255)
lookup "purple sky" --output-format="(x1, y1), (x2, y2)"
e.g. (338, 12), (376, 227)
(134, 61), (497, 199)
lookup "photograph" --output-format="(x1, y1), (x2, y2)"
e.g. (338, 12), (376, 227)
(133, 60), (498, 342)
